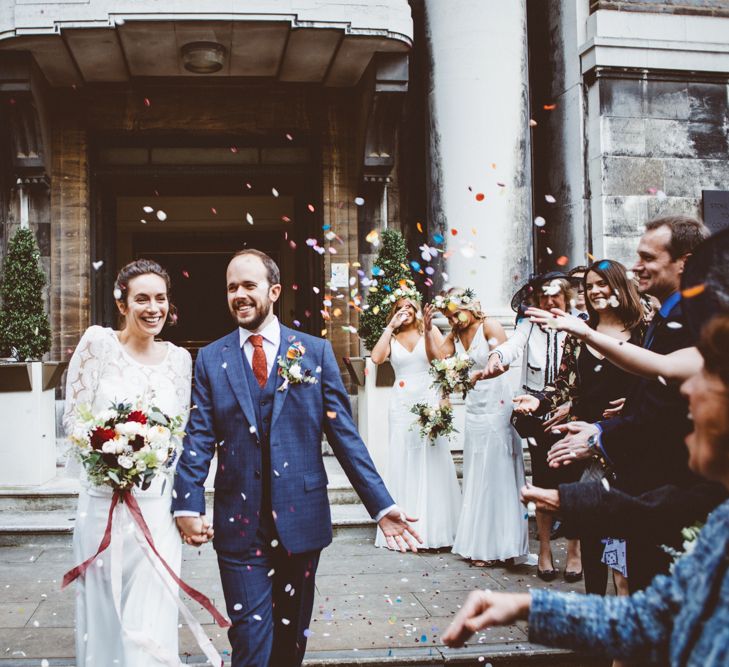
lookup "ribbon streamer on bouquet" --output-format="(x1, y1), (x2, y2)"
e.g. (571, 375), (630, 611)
(62, 490), (230, 667)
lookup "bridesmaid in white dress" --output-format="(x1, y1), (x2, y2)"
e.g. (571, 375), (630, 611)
(371, 293), (462, 549)
(63, 260), (194, 666)
(429, 288), (530, 565)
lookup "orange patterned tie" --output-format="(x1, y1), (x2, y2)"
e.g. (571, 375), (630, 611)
(249, 334), (268, 388)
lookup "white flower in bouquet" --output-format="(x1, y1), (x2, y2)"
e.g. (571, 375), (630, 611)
(147, 425), (171, 446)
(115, 421), (147, 438)
(117, 455), (134, 470)
(96, 408), (119, 424)
(101, 440), (117, 454)
(135, 459), (147, 473)
(155, 447), (170, 464)
(289, 364), (303, 380)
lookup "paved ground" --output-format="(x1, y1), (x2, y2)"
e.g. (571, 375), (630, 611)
(0, 528), (607, 666)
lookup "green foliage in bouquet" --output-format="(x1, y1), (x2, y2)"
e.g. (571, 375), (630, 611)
(410, 402), (456, 443)
(359, 229), (413, 351)
(0, 228), (51, 360)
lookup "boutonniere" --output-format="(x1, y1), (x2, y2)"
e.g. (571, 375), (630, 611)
(277, 341), (318, 392)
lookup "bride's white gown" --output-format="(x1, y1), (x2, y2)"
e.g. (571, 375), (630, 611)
(375, 337), (461, 549)
(63, 326), (192, 666)
(452, 325), (530, 562)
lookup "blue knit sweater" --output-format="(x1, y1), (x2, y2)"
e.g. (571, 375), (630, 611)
(529, 499), (729, 666)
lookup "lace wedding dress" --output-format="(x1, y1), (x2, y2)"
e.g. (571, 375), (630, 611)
(63, 326), (192, 666)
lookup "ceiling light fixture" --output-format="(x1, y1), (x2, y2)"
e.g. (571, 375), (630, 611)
(181, 41), (226, 74)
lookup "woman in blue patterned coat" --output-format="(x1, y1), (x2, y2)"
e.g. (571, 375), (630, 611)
(442, 313), (729, 666)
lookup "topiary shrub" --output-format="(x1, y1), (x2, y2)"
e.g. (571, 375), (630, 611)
(359, 229), (417, 352)
(0, 227), (51, 360)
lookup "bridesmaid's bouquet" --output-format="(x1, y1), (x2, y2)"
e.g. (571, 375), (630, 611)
(410, 403), (456, 443)
(69, 397), (186, 491)
(429, 353), (475, 399)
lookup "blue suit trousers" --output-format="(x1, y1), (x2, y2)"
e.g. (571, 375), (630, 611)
(217, 517), (320, 667)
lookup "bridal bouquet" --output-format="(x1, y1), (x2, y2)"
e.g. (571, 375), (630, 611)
(429, 353), (475, 399)
(410, 403), (456, 443)
(69, 397), (186, 491)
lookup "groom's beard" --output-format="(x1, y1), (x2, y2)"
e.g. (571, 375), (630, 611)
(231, 297), (272, 331)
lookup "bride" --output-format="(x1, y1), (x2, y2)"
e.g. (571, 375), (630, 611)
(63, 259), (198, 666)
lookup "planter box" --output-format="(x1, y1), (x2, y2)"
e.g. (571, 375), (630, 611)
(0, 361), (67, 486)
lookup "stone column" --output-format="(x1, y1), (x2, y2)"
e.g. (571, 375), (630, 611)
(423, 0), (533, 319)
(51, 118), (90, 361)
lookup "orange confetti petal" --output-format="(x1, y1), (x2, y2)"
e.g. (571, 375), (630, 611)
(475, 193), (485, 201)
(491, 163), (497, 169)
(211, 207), (217, 215)
(399, 380), (405, 388)
(543, 103), (557, 110)
(326, 411), (337, 419)
(556, 255), (569, 266)
(682, 283), (706, 299)
(416, 222), (423, 233)
(307, 204), (315, 213)
(587, 252), (596, 261)
(451, 229), (458, 236)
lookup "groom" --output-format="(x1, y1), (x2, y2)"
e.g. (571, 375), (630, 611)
(173, 249), (420, 666)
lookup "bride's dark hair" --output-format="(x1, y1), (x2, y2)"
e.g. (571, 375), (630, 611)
(113, 259), (177, 327)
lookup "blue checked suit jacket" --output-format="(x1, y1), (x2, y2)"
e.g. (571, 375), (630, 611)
(172, 325), (394, 554)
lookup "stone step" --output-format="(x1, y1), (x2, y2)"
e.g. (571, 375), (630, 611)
(0, 483), (361, 514)
(0, 502), (376, 547)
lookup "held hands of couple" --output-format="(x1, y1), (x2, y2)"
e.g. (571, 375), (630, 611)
(377, 507), (423, 553)
(442, 589), (531, 647)
(546, 421), (600, 468)
(176, 516), (214, 546)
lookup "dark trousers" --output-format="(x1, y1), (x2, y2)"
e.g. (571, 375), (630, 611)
(217, 518), (321, 667)
(581, 537), (608, 595)
(626, 538), (672, 593)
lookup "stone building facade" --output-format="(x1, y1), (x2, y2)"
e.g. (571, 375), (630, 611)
(0, 0), (728, 385)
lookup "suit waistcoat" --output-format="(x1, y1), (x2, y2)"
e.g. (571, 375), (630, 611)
(241, 349), (277, 515)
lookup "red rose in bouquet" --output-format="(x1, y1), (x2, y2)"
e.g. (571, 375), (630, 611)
(127, 410), (147, 424)
(90, 426), (116, 451)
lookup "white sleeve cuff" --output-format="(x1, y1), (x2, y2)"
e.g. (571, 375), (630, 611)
(374, 504), (398, 523)
(173, 511), (201, 517)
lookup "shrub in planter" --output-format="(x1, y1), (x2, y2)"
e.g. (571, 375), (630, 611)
(359, 229), (422, 351)
(0, 227), (51, 360)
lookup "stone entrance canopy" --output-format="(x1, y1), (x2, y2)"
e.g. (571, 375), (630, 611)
(0, 0), (412, 87)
